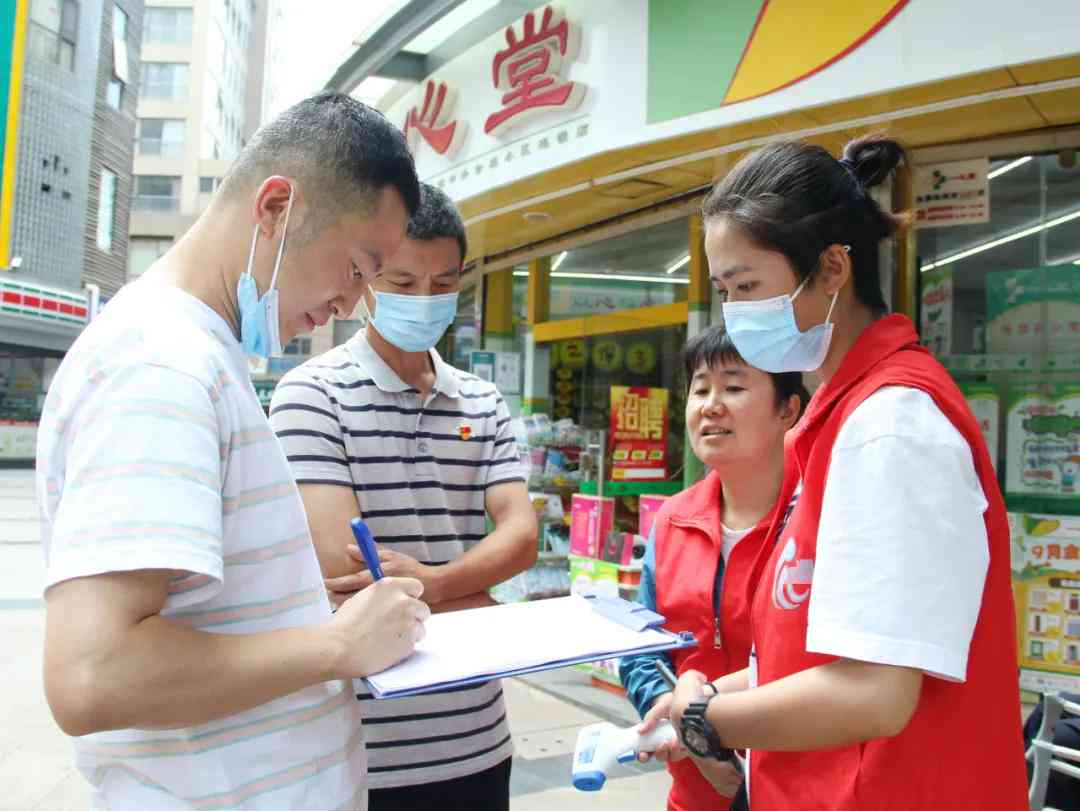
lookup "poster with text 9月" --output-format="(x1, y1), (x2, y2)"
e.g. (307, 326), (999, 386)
(610, 386), (667, 481)
(1011, 513), (1080, 693)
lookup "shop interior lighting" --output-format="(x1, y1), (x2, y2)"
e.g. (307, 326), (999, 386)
(551, 251), (568, 271)
(513, 270), (688, 285)
(987, 155), (1032, 180)
(666, 254), (691, 274)
(920, 207), (1080, 272)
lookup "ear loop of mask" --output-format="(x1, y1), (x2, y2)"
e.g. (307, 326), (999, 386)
(269, 187), (294, 292)
(791, 243), (849, 322)
(359, 287), (375, 324)
(244, 186), (295, 293)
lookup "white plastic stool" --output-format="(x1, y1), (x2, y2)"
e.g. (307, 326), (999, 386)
(1028, 693), (1080, 811)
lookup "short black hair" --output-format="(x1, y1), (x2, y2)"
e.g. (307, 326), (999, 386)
(682, 326), (810, 416)
(702, 134), (908, 314)
(220, 92), (420, 235)
(406, 183), (467, 267)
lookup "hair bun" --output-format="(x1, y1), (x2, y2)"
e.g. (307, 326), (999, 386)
(841, 135), (906, 189)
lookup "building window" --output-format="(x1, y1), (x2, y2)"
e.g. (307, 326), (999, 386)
(133, 175), (181, 212)
(199, 176), (220, 193)
(139, 62), (189, 102)
(128, 236), (173, 278)
(108, 4), (129, 110)
(28, 0), (78, 70)
(143, 7), (193, 44)
(284, 337), (312, 356)
(137, 118), (185, 157)
(106, 79), (123, 109)
(96, 168), (117, 251)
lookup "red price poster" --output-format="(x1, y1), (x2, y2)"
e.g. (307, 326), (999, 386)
(610, 386), (668, 481)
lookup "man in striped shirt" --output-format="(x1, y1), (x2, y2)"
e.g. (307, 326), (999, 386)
(270, 184), (538, 811)
(37, 94), (431, 810)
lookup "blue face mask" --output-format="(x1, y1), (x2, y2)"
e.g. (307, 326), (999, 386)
(237, 186), (294, 358)
(721, 276), (839, 373)
(364, 289), (459, 353)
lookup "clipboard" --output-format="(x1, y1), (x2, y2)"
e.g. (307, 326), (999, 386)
(363, 594), (696, 699)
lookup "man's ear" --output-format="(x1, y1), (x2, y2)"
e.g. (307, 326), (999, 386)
(252, 176), (295, 238)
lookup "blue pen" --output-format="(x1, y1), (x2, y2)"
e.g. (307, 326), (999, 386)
(350, 518), (384, 581)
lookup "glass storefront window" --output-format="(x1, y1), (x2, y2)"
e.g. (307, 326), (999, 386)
(531, 217), (690, 321)
(545, 325), (687, 475)
(0, 348), (61, 460)
(916, 147), (1080, 515)
(439, 284), (480, 371)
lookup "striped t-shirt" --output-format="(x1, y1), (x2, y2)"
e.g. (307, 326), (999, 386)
(36, 280), (366, 810)
(269, 330), (525, 789)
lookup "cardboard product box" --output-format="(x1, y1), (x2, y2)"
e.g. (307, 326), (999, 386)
(638, 494), (670, 539)
(569, 494), (615, 559)
(568, 555), (623, 684)
(568, 554), (620, 600)
(600, 531), (635, 566)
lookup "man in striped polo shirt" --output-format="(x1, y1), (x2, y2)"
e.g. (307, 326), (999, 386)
(37, 94), (431, 810)
(270, 184), (538, 811)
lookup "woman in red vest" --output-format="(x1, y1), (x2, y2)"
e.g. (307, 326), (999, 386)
(619, 325), (808, 811)
(667, 136), (1029, 810)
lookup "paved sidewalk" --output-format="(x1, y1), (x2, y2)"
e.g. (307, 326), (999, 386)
(1, 468), (672, 809)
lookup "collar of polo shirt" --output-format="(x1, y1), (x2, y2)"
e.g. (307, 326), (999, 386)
(347, 330), (461, 399)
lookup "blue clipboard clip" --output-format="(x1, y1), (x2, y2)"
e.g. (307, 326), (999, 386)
(583, 594), (669, 633)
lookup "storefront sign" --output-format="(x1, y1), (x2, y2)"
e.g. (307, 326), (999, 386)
(591, 339), (622, 372)
(0, 278), (88, 325)
(385, 1), (1080, 205)
(914, 159), (990, 228)
(610, 385), (667, 481)
(1, 0), (27, 268)
(1006, 384), (1080, 514)
(986, 267), (1080, 357)
(624, 342), (657, 375)
(404, 80), (466, 158)
(919, 266), (953, 356)
(1011, 513), (1080, 693)
(484, 5), (585, 138)
(554, 338), (586, 369)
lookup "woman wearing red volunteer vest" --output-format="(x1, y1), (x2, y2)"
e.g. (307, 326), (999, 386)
(619, 326), (808, 811)
(668, 136), (1029, 810)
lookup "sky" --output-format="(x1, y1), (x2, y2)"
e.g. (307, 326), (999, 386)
(266, 0), (401, 118)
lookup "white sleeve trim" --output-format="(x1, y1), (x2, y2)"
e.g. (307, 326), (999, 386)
(44, 546), (224, 610)
(806, 624), (967, 683)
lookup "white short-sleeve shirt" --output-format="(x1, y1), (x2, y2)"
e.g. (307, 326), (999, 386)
(36, 280), (365, 810)
(805, 386), (990, 682)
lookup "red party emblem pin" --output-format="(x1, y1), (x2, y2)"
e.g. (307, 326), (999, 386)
(458, 424), (473, 441)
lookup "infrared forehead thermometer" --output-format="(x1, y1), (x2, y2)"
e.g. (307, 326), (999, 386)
(571, 720), (678, 792)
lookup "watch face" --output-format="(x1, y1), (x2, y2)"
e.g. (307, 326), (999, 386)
(683, 726), (711, 757)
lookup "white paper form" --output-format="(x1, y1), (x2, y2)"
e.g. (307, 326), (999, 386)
(365, 595), (683, 698)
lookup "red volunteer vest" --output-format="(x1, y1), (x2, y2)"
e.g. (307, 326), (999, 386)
(654, 469), (786, 811)
(749, 315), (1028, 810)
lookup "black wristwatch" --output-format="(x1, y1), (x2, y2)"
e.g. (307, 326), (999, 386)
(679, 692), (733, 761)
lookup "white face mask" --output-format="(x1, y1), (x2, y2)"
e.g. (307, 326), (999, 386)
(721, 275), (840, 374)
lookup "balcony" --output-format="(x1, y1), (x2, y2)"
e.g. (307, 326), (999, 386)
(132, 194), (180, 213)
